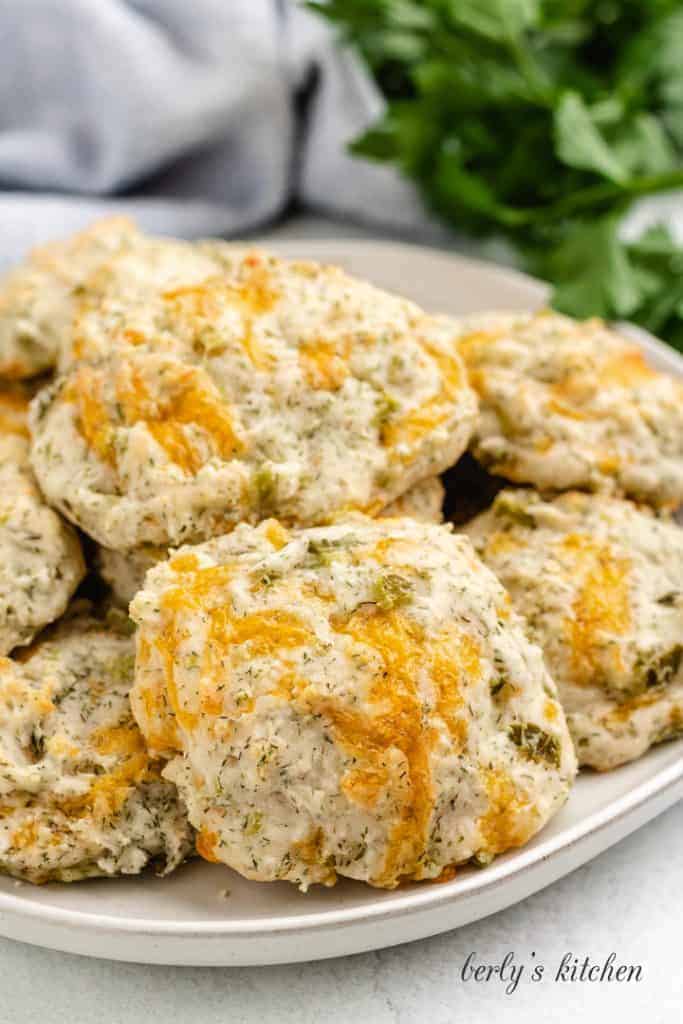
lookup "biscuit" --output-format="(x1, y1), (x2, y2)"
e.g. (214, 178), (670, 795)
(465, 489), (683, 769)
(31, 251), (477, 549)
(0, 610), (193, 883)
(0, 437), (85, 655)
(130, 516), (575, 890)
(457, 311), (683, 507)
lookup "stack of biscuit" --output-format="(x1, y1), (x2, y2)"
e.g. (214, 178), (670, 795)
(0, 220), (679, 891)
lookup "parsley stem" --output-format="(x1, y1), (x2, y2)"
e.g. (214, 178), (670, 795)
(541, 170), (683, 221)
(505, 169), (683, 228)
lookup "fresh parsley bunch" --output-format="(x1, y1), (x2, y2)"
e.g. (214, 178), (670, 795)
(311, 0), (683, 349)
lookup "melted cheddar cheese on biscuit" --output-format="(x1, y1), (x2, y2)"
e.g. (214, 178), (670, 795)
(30, 250), (476, 550)
(465, 490), (683, 770)
(0, 381), (33, 442)
(0, 382), (35, 465)
(130, 516), (575, 890)
(97, 477), (445, 608)
(0, 610), (193, 883)
(457, 311), (683, 507)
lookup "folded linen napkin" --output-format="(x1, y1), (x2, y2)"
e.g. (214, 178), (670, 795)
(0, 0), (444, 267)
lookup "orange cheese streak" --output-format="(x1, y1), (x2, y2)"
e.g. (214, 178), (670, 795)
(456, 327), (508, 368)
(340, 765), (391, 811)
(431, 630), (479, 747)
(201, 608), (311, 717)
(92, 722), (146, 757)
(459, 318), (660, 412)
(562, 533), (632, 685)
(135, 634), (180, 755)
(196, 827), (223, 863)
(153, 564), (239, 741)
(10, 820), (39, 851)
(63, 367), (115, 465)
(548, 348), (655, 419)
(116, 364), (242, 474)
(65, 361), (242, 476)
(292, 828), (336, 885)
(298, 336), (352, 391)
(0, 390), (30, 437)
(382, 339), (463, 454)
(599, 348), (656, 388)
(330, 609), (491, 880)
(332, 609), (435, 885)
(263, 520), (290, 549)
(156, 619), (199, 734)
(163, 260), (278, 370)
(158, 542), (311, 730)
(56, 751), (153, 822)
(169, 553), (200, 574)
(152, 557), (483, 885)
(478, 770), (534, 854)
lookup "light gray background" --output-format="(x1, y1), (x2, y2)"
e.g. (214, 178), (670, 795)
(1, 217), (681, 1024)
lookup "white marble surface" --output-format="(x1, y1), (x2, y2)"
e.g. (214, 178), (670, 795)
(1, 217), (681, 1023)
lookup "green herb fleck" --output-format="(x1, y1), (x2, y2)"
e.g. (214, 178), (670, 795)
(243, 811), (263, 836)
(373, 391), (400, 432)
(509, 722), (561, 768)
(642, 644), (682, 689)
(372, 572), (413, 610)
(490, 677), (506, 697)
(493, 494), (536, 528)
(253, 466), (277, 514)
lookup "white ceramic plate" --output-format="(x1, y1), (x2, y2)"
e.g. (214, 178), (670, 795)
(0, 239), (681, 966)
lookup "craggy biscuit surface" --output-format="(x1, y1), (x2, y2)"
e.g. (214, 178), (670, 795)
(465, 490), (683, 769)
(457, 311), (683, 507)
(130, 516), (575, 890)
(31, 251), (476, 549)
(0, 612), (193, 883)
(381, 475), (444, 523)
(97, 544), (168, 610)
(0, 430), (85, 655)
(58, 235), (237, 372)
(98, 477), (445, 608)
(0, 218), (140, 378)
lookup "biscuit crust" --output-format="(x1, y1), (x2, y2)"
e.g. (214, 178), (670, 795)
(98, 478), (446, 608)
(0, 437), (85, 655)
(31, 251), (476, 549)
(381, 476), (445, 523)
(130, 516), (575, 890)
(0, 218), (140, 379)
(465, 489), (683, 769)
(457, 311), (683, 507)
(0, 611), (193, 883)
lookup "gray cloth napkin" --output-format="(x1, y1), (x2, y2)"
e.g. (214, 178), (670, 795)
(0, 0), (445, 268)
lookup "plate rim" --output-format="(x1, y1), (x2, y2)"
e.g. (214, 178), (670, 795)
(0, 752), (681, 939)
(1, 237), (681, 950)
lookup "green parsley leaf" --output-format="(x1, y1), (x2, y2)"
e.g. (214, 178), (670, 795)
(312, 0), (683, 348)
(554, 93), (629, 184)
(547, 216), (650, 321)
